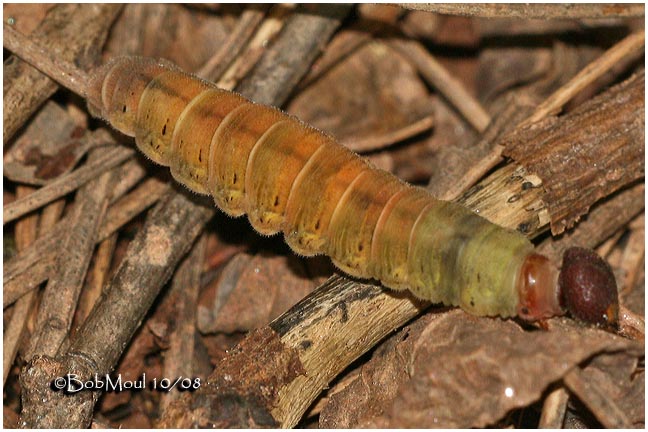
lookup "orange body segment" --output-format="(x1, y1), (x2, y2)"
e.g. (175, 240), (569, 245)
(284, 141), (368, 255)
(87, 57), (170, 136)
(245, 120), (326, 235)
(208, 103), (285, 216)
(170, 88), (247, 193)
(327, 169), (404, 277)
(135, 70), (211, 165)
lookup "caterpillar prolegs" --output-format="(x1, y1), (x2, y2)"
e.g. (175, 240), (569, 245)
(86, 56), (613, 324)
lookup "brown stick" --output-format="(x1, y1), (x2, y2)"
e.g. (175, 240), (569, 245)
(106, 159), (150, 205)
(25, 148), (119, 359)
(159, 235), (206, 416)
(3, 197), (66, 385)
(97, 177), (171, 241)
(65, 190), (212, 378)
(75, 234), (118, 326)
(341, 115), (434, 153)
(3, 4), (120, 145)
(388, 38), (491, 133)
(539, 387), (569, 428)
(448, 29), (645, 195)
(215, 5), (295, 91)
(236, 4), (352, 106)
(3, 138), (134, 224)
(538, 183), (644, 264)
(18, 190), (214, 429)
(397, 3), (645, 19)
(503, 72), (644, 235)
(563, 367), (632, 428)
(297, 27), (373, 91)
(4, 218), (63, 307)
(519, 30), (645, 128)
(3, 186), (39, 386)
(3, 23), (89, 98)
(197, 6), (268, 81)
(3, 177), (168, 308)
(432, 91), (539, 200)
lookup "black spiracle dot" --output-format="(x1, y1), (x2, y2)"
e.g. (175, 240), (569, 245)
(357, 243), (364, 252)
(300, 340), (312, 350)
(314, 220), (320, 230)
(162, 124), (166, 136)
(198, 149), (203, 162)
(232, 173), (237, 184)
(517, 222), (531, 233)
(122, 105), (127, 113)
(273, 196), (279, 207)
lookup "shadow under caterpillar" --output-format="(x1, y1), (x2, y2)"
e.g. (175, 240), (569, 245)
(86, 56), (618, 325)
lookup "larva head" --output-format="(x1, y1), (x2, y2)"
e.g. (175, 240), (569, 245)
(516, 253), (562, 321)
(87, 57), (173, 136)
(558, 247), (619, 327)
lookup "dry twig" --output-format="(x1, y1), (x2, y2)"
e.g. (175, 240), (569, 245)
(197, 6), (268, 81)
(450, 28), (645, 195)
(3, 138), (133, 224)
(397, 3), (645, 19)
(3, 4), (120, 144)
(389, 38), (491, 132)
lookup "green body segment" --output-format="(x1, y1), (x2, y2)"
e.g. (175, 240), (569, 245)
(87, 56), (538, 318)
(406, 201), (533, 317)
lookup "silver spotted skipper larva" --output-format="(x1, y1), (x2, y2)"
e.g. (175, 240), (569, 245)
(86, 56), (619, 325)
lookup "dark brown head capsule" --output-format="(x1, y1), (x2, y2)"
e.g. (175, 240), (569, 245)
(558, 247), (619, 326)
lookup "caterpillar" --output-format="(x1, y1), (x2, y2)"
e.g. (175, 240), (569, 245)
(86, 56), (617, 325)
